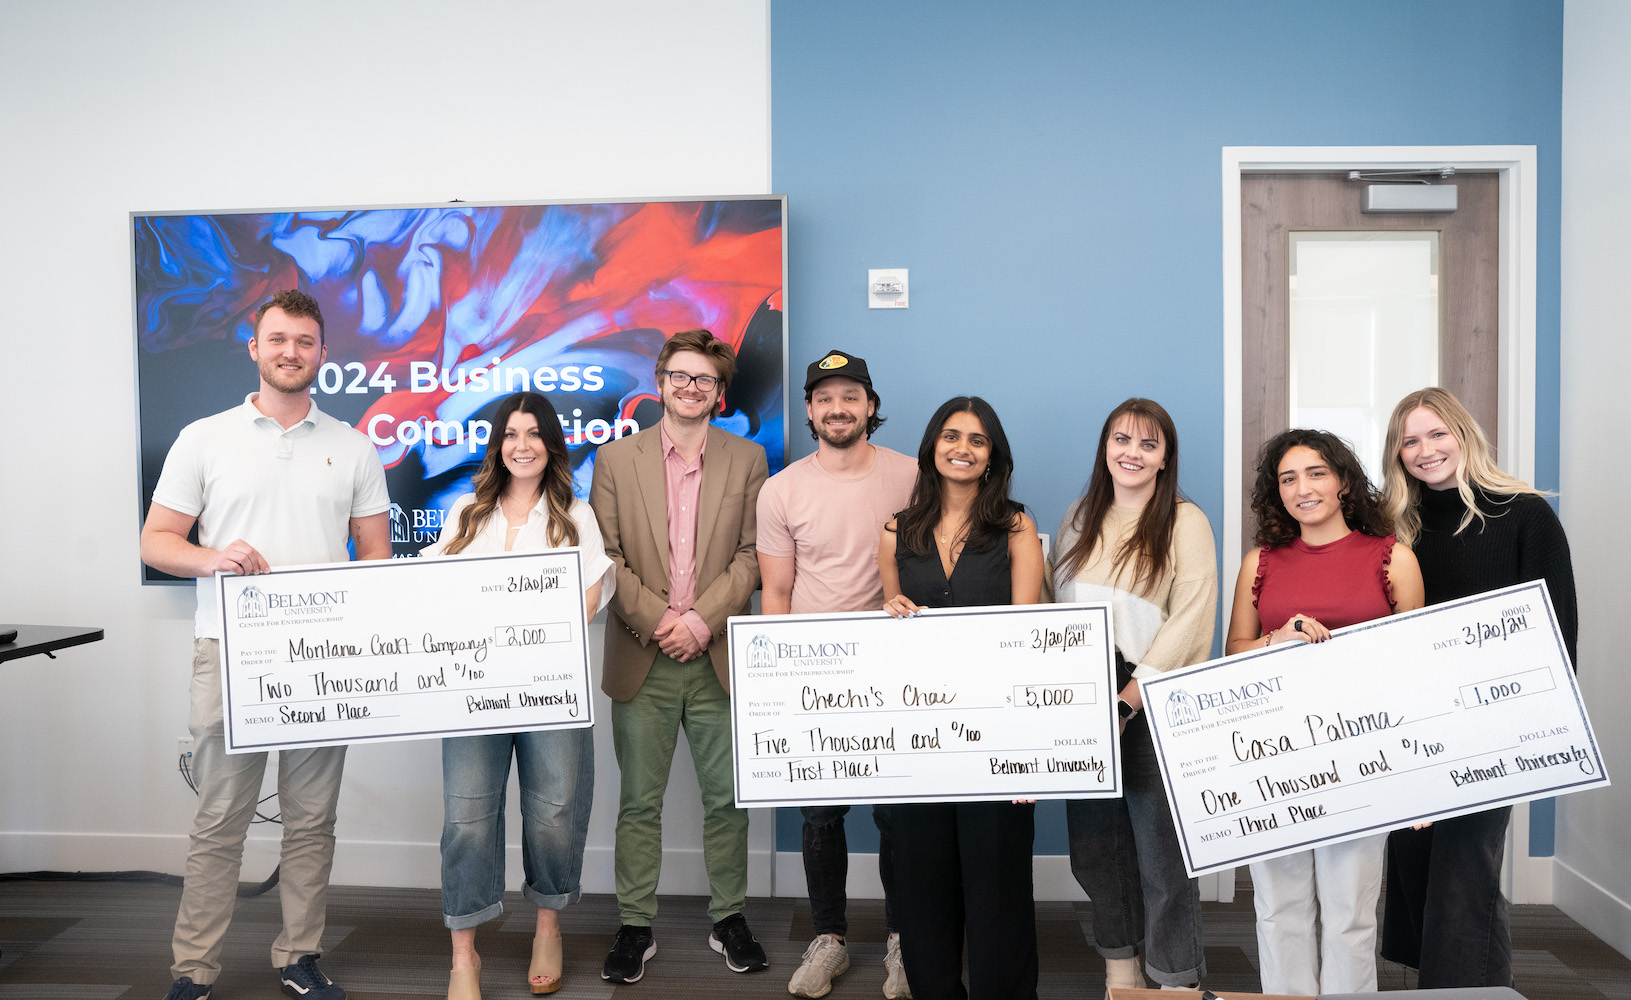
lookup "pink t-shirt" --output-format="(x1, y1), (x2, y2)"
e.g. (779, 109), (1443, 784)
(756, 445), (918, 614)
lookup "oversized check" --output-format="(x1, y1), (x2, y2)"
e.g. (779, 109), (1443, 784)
(216, 551), (592, 752)
(1142, 581), (1607, 876)
(726, 603), (1119, 807)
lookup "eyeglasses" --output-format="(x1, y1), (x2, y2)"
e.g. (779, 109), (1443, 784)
(661, 370), (720, 390)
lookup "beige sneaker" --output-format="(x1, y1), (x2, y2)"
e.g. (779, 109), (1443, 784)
(882, 933), (911, 999)
(1105, 956), (1143, 999)
(788, 934), (850, 998)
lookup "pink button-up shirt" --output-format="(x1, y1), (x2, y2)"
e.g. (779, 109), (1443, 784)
(657, 426), (713, 649)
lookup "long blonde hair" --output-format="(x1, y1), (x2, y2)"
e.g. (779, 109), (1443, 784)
(1381, 387), (1547, 546)
(441, 392), (579, 554)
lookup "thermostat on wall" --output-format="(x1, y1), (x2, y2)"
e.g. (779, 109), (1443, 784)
(868, 268), (909, 309)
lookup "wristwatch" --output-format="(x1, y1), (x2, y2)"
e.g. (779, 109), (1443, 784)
(1117, 698), (1137, 720)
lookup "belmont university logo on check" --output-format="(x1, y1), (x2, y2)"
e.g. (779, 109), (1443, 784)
(1162, 674), (1287, 731)
(234, 585), (350, 627)
(1142, 581), (1608, 877)
(745, 634), (860, 672)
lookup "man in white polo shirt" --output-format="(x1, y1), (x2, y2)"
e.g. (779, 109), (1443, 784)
(758, 350), (918, 1000)
(141, 289), (391, 1000)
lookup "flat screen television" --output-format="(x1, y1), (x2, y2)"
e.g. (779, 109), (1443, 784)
(133, 196), (787, 582)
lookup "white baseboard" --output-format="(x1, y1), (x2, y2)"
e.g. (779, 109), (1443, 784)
(771, 850), (1089, 901)
(1512, 853), (1555, 904)
(1554, 857), (1631, 962)
(0, 832), (777, 897)
(0, 833), (1234, 907)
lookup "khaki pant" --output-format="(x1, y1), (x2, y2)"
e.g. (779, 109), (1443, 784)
(171, 639), (347, 983)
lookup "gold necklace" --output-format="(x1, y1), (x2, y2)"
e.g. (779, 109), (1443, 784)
(502, 495), (531, 530)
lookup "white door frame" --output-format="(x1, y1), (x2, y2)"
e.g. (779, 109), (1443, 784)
(1220, 145), (1548, 904)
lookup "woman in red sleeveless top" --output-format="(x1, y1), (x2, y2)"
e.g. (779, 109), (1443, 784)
(1224, 429), (1423, 996)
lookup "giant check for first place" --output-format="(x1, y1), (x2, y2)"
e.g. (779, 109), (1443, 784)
(217, 551), (593, 752)
(727, 603), (1120, 807)
(1142, 581), (1608, 877)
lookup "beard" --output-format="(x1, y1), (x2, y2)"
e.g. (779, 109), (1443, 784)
(258, 357), (319, 395)
(814, 416), (866, 448)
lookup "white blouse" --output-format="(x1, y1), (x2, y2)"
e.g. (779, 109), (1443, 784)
(424, 494), (615, 617)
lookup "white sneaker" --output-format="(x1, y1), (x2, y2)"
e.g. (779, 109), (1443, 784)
(788, 934), (850, 998)
(882, 933), (911, 999)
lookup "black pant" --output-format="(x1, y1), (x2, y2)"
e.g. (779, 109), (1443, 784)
(801, 803), (898, 937)
(890, 800), (1038, 1000)
(1381, 806), (1513, 987)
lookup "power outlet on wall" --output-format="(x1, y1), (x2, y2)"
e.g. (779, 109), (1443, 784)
(177, 736), (194, 762)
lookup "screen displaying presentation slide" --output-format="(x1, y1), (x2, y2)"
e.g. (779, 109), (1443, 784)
(132, 197), (788, 580)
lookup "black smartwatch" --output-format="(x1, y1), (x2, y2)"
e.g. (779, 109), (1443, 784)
(1117, 698), (1137, 720)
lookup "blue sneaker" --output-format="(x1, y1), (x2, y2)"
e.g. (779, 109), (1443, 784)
(279, 954), (346, 999)
(163, 978), (212, 1000)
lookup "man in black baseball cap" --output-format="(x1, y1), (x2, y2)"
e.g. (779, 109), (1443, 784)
(764, 348), (915, 998)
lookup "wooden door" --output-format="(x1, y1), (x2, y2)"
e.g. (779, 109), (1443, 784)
(1239, 171), (1500, 551)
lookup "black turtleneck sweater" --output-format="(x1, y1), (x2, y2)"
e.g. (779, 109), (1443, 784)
(1413, 485), (1578, 667)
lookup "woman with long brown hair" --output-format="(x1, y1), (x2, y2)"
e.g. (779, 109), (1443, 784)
(1225, 429), (1423, 996)
(1378, 387), (1577, 989)
(424, 391), (615, 1000)
(879, 395), (1045, 1000)
(1054, 398), (1216, 994)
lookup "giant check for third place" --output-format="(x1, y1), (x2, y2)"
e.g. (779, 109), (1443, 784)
(727, 603), (1119, 808)
(1142, 581), (1608, 877)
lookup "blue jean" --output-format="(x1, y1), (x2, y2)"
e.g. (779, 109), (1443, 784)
(801, 804), (898, 937)
(440, 727), (594, 929)
(1066, 713), (1205, 987)
(1381, 806), (1513, 987)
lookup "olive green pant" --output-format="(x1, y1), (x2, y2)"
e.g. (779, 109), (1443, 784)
(610, 651), (748, 925)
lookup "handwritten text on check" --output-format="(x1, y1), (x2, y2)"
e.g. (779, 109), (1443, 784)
(727, 603), (1120, 807)
(1142, 581), (1607, 877)
(217, 551), (592, 752)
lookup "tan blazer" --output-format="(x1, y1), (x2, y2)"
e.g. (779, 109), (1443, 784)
(589, 423), (768, 702)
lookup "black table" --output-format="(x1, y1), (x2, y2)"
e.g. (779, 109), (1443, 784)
(0, 624), (105, 663)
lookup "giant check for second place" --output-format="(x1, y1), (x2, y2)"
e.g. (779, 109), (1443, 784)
(1142, 581), (1608, 877)
(727, 603), (1120, 807)
(217, 551), (593, 752)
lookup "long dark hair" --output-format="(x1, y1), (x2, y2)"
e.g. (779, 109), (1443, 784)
(1251, 428), (1389, 548)
(441, 392), (579, 554)
(895, 396), (1021, 556)
(1056, 398), (1184, 594)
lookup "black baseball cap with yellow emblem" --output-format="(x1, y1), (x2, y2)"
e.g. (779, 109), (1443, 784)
(803, 349), (875, 394)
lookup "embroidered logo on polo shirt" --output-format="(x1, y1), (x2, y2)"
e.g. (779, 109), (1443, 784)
(817, 354), (848, 370)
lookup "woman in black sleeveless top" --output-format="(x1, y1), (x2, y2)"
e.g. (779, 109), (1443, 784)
(878, 396), (1045, 1000)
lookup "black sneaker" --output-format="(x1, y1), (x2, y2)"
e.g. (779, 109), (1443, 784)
(602, 924), (657, 984)
(708, 913), (769, 973)
(278, 954), (345, 999)
(163, 978), (212, 1000)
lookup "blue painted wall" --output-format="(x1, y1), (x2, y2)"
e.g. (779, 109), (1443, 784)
(771, 0), (1563, 856)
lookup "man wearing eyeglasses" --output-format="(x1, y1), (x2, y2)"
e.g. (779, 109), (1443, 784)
(589, 328), (770, 984)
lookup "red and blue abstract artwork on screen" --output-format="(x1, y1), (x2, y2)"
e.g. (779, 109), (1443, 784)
(134, 198), (786, 575)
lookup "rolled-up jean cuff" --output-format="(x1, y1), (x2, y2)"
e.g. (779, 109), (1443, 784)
(524, 884), (582, 911)
(1147, 962), (1204, 988)
(1095, 942), (1140, 960)
(444, 899), (504, 931)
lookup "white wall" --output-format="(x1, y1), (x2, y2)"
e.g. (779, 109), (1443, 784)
(1557, 0), (1631, 962)
(0, 0), (771, 893)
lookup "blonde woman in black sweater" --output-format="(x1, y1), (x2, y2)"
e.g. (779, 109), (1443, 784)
(1379, 387), (1578, 989)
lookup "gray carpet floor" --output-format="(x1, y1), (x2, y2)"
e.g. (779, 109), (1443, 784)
(1, 880), (1627, 998)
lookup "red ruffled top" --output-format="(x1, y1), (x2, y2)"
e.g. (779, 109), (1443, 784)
(1253, 531), (1397, 634)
